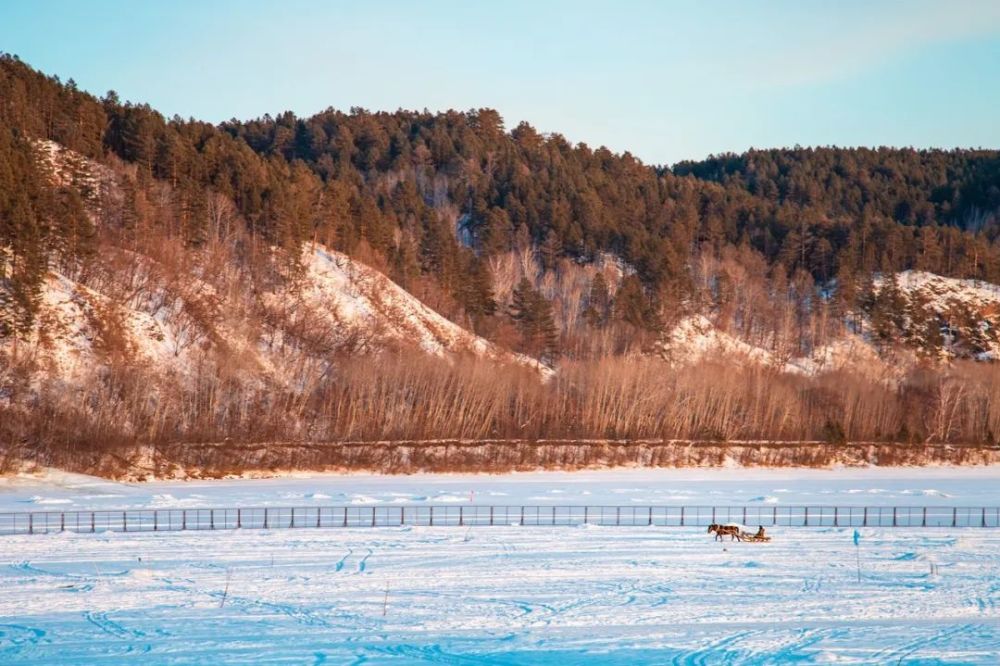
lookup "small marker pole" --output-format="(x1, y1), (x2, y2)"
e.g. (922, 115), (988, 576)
(853, 529), (861, 583)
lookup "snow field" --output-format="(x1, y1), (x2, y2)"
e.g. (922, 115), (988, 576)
(3, 467), (1000, 663)
(5, 466), (1000, 512)
(2, 524), (1000, 664)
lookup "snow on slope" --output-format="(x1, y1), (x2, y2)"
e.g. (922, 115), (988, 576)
(660, 269), (1000, 376)
(658, 314), (900, 380)
(2, 245), (548, 393)
(656, 314), (779, 367)
(289, 246), (549, 375)
(784, 332), (894, 380)
(889, 270), (1000, 313)
(32, 139), (114, 206)
(877, 270), (1000, 359)
(17, 272), (191, 384)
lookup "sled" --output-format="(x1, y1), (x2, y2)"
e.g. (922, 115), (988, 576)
(739, 531), (771, 542)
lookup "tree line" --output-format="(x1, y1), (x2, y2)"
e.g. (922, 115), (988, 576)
(4, 53), (1000, 352)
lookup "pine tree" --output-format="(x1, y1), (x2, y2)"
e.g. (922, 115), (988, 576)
(539, 229), (562, 272)
(510, 277), (559, 361)
(583, 272), (610, 327)
(614, 275), (658, 330)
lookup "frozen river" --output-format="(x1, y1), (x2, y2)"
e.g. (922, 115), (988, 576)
(2, 466), (1000, 511)
(2, 466), (1000, 664)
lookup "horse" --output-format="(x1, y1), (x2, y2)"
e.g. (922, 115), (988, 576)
(707, 523), (742, 541)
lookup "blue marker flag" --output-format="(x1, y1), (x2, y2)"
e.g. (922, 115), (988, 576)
(853, 529), (861, 546)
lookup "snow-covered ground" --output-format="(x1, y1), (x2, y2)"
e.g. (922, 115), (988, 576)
(2, 466), (1000, 512)
(3, 468), (1000, 664)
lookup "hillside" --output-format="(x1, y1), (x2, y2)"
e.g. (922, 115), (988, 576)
(4, 54), (1000, 474)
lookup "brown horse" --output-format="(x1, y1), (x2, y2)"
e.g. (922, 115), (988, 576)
(707, 524), (742, 541)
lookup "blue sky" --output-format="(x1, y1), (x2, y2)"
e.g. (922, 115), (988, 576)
(3, 0), (1000, 164)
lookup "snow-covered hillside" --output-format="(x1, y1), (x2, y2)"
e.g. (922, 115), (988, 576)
(658, 270), (1000, 376)
(657, 315), (779, 367)
(1, 244), (549, 395)
(657, 314), (895, 379)
(889, 270), (1000, 313)
(282, 246), (546, 371)
(32, 139), (114, 206)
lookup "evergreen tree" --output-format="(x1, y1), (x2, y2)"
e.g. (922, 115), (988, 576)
(510, 277), (559, 361)
(614, 275), (659, 330)
(583, 272), (610, 327)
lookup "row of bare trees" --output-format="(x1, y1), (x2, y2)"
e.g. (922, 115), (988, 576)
(6, 352), (1000, 467)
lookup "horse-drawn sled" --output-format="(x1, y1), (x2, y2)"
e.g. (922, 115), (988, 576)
(708, 524), (771, 542)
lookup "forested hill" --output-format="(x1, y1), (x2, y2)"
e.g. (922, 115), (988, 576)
(10, 53), (1000, 466)
(4, 52), (1000, 340)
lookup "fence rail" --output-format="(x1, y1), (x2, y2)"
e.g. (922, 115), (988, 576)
(3, 505), (1000, 536)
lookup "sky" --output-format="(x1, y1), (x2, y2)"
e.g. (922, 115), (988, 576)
(2, 0), (1000, 165)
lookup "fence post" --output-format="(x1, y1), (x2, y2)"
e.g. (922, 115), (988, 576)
(28, 513), (33, 535)
(552, 507), (556, 526)
(772, 506), (777, 526)
(342, 507), (347, 528)
(490, 506), (494, 526)
(316, 509), (321, 529)
(863, 507), (868, 527)
(616, 507), (620, 526)
(983, 508), (988, 528)
(237, 508), (241, 529)
(711, 507), (716, 523)
(804, 507), (809, 527)
(520, 506), (524, 526)
(585, 506), (589, 524)
(154, 511), (158, 532)
(430, 506), (435, 526)
(60, 513), (65, 532)
(680, 506), (684, 526)
(123, 511), (127, 533)
(893, 507), (897, 527)
(648, 507), (653, 526)
(742, 507), (747, 525)
(291, 508), (295, 528)
(183, 510), (187, 531)
(211, 509), (215, 530)
(91, 512), (95, 533)
(401, 507), (405, 526)
(952, 507), (957, 527)
(371, 506), (376, 527)
(459, 507), (464, 527)
(263, 508), (268, 530)
(834, 507), (838, 527)
(922, 507), (927, 527)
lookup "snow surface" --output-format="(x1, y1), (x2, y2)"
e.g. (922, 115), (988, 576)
(889, 270), (1000, 311)
(4, 467), (1000, 512)
(3, 469), (1000, 663)
(2, 522), (1000, 662)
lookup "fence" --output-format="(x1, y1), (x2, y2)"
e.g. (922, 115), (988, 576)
(3, 505), (1000, 536)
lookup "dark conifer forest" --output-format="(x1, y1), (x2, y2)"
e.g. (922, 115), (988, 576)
(4, 53), (1000, 472)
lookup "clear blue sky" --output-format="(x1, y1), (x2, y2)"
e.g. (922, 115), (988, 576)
(3, 0), (1000, 165)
